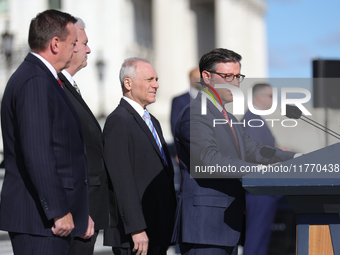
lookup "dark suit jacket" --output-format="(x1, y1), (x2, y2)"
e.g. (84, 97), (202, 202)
(103, 98), (176, 247)
(59, 73), (117, 230)
(170, 92), (190, 136)
(172, 92), (295, 247)
(0, 53), (89, 237)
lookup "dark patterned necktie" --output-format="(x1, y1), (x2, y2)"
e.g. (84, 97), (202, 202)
(73, 81), (81, 96)
(222, 108), (240, 151)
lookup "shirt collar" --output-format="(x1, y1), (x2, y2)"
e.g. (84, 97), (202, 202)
(122, 96), (145, 118)
(189, 87), (199, 99)
(252, 105), (266, 120)
(61, 70), (75, 86)
(30, 52), (58, 80)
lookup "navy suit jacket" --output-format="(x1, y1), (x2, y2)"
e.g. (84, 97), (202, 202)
(0, 53), (89, 237)
(59, 72), (117, 230)
(173, 92), (295, 247)
(170, 92), (191, 136)
(242, 110), (275, 147)
(103, 99), (176, 247)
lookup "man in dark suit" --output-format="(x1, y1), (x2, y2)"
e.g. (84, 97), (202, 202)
(58, 18), (116, 255)
(173, 48), (297, 255)
(170, 67), (200, 136)
(103, 58), (176, 255)
(0, 10), (91, 255)
(242, 83), (280, 255)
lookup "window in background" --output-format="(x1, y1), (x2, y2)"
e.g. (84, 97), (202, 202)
(48, 0), (61, 10)
(190, 0), (216, 60)
(133, 0), (153, 49)
(0, 0), (8, 14)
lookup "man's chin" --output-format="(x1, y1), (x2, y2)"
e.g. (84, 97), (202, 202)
(222, 101), (233, 107)
(148, 98), (156, 105)
(63, 62), (71, 70)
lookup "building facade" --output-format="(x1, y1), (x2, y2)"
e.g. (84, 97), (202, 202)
(0, 0), (268, 147)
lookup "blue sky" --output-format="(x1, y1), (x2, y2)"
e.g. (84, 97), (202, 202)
(266, 0), (340, 78)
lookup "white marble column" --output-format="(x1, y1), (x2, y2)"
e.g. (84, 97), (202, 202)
(215, 0), (267, 78)
(151, 0), (198, 141)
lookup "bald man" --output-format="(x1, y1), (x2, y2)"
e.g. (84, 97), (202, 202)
(170, 67), (200, 136)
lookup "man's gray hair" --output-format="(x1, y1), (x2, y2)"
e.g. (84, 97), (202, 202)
(75, 17), (86, 29)
(119, 57), (150, 89)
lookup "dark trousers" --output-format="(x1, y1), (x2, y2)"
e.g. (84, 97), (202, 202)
(112, 245), (167, 255)
(9, 232), (71, 255)
(68, 230), (99, 255)
(243, 193), (280, 255)
(179, 243), (238, 255)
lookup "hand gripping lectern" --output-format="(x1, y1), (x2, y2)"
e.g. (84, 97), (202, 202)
(243, 142), (340, 255)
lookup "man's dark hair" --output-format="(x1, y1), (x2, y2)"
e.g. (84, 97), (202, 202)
(199, 48), (242, 78)
(28, 9), (77, 52)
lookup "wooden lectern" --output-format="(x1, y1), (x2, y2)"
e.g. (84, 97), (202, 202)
(243, 143), (340, 255)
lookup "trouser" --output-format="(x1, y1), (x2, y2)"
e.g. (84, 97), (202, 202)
(9, 232), (71, 255)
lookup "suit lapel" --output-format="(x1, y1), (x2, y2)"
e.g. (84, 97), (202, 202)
(205, 98), (241, 158)
(59, 73), (101, 132)
(26, 54), (84, 139)
(120, 99), (166, 166)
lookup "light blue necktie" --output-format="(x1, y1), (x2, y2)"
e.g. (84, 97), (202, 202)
(142, 110), (168, 166)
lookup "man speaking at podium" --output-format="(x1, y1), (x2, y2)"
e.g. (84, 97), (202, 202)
(173, 48), (298, 255)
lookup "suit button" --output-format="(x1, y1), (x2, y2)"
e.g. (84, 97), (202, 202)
(85, 179), (88, 185)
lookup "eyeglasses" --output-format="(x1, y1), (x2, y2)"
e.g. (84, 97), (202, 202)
(208, 71), (245, 83)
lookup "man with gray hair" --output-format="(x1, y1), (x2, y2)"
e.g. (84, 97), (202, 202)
(58, 18), (116, 255)
(103, 58), (176, 255)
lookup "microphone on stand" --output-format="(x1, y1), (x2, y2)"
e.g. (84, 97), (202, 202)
(285, 105), (340, 140)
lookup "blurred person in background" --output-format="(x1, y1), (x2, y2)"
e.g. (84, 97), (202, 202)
(170, 67), (200, 136)
(170, 67), (201, 193)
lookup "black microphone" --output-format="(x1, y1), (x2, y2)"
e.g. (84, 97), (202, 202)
(285, 105), (340, 140)
(285, 104), (302, 119)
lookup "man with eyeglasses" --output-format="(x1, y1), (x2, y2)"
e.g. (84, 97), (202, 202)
(173, 48), (297, 255)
